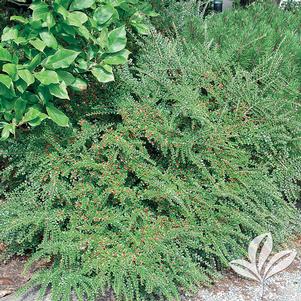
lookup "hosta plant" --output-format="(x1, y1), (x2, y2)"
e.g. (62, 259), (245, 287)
(0, 0), (156, 139)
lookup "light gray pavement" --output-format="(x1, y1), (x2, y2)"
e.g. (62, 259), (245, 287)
(223, 0), (233, 10)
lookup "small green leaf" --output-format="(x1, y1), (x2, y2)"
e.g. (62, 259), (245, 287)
(55, 5), (69, 19)
(14, 37), (27, 45)
(39, 31), (58, 49)
(70, 0), (95, 10)
(49, 82), (69, 99)
(30, 3), (49, 21)
(78, 26), (92, 40)
(0, 123), (9, 141)
(55, 0), (71, 9)
(107, 26), (127, 53)
(15, 79), (28, 93)
(3, 63), (17, 80)
(21, 107), (48, 125)
(61, 24), (77, 36)
(30, 39), (46, 52)
(14, 97), (27, 122)
(0, 88), (15, 101)
(70, 78), (87, 91)
(76, 58), (88, 70)
(37, 85), (53, 103)
(18, 69), (35, 86)
(91, 66), (114, 83)
(35, 70), (60, 85)
(46, 103), (69, 127)
(27, 53), (42, 71)
(44, 12), (56, 29)
(0, 46), (12, 62)
(0, 123), (15, 140)
(0, 98), (14, 111)
(29, 20), (43, 30)
(103, 49), (130, 65)
(4, 112), (13, 122)
(131, 22), (150, 35)
(57, 71), (75, 86)
(10, 16), (28, 24)
(43, 49), (80, 69)
(93, 5), (115, 24)
(1, 27), (18, 42)
(0, 74), (12, 88)
(97, 28), (108, 49)
(23, 91), (39, 104)
(66, 12), (88, 27)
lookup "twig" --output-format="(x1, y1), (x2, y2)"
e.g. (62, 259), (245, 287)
(7, 0), (30, 7)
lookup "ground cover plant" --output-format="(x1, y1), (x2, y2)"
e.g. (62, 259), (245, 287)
(0, 1), (300, 301)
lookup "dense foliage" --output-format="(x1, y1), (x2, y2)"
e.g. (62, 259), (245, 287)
(0, 0), (155, 139)
(0, 1), (300, 301)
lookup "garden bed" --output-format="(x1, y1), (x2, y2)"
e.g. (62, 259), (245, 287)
(0, 1), (300, 301)
(1, 236), (301, 300)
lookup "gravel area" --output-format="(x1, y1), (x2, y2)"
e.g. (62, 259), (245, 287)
(1, 254), (301, 301)
(188, 256), (301, 301)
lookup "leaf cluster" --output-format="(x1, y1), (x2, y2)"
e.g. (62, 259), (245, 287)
(0, 0), (156, 139)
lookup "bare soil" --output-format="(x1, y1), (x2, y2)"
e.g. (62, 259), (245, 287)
(0, 237), (301, 301)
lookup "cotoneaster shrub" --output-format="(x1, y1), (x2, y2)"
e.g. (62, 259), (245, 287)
(0, 2), (300, 301)
(0, 0), (156, 139)
(202, 0), (301, 74)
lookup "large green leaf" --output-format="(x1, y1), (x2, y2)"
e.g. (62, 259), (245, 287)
(43, 49), (80, 69)
(69, 0), (95, 10)
(93, 5), (115, 24)
(107, 26), (127, 53)
(35, 70), (60, 85)
(46, 103), (69, 127)
(49, 82), (69, 99)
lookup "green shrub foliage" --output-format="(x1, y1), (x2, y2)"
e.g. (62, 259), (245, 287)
(0, 0), (155, 139)
(0, 2), (300, 301)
